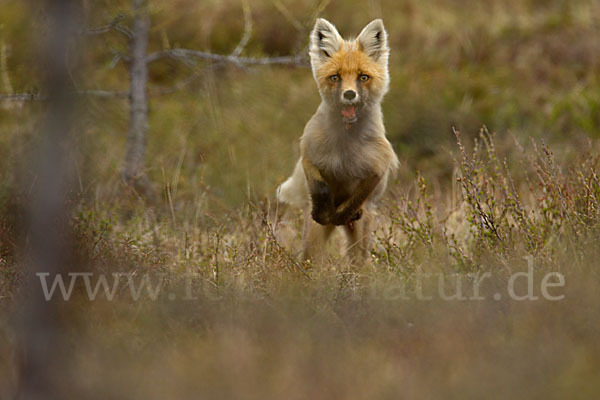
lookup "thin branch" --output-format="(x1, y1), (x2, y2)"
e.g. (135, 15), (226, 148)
(0, 90), (128, 101)
(231, 0), (252, 57)
(81, 14), (132, 39)
(270, 0), (304, 32)
(146, 48), (308, 66)
(78, 89), (129, 98)
(84, 24), (114, 36)
(113, 24), (134, 39)
(109, 51), (131, 67)
(0, 93), (45, 101)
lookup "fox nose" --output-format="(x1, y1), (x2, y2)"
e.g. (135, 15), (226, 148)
(343, 90), (357, 100)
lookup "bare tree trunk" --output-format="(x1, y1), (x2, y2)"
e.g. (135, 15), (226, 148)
(122, 0), (153, 198)
(16, 0), (77, 398)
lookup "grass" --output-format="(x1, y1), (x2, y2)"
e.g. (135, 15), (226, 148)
(1, 0), (600, 398)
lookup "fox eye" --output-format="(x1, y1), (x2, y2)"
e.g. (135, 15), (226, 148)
(329, 74), (340, 82)
(359, 74), (370, 82)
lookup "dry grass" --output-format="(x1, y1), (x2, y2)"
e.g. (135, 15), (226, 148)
(2, 130), (600, 398)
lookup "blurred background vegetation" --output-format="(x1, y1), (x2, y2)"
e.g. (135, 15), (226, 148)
(1, 0), (600, 398)
(1, 0), (599, 210)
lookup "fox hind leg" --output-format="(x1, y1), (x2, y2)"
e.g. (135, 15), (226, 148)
(301, 211), (335, 264)
(343, 209), (373, 267)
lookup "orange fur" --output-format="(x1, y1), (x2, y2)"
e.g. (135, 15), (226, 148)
(316, 43), (386, 93)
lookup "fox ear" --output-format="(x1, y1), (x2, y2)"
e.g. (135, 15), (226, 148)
(310, 18), (343, 60)
(357, 19), (388, 61)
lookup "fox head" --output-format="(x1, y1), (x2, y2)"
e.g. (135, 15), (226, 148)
(309, 18), (390, 125)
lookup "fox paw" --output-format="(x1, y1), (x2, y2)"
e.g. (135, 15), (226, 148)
(349, 209), (362, 222)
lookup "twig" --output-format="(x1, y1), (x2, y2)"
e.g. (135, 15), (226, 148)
(270, 0), (304, 32)
(231, 0), (252, 57)
(0, 90), (128, 101)
(78, 89), (129, 98)
(0, 93), (45, 101)
(113, 24), (134, 39)
(81, 14), (132, 39)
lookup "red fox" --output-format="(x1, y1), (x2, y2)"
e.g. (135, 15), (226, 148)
(277, 18), (399, 264)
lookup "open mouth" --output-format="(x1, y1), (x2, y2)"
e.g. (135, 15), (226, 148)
(341, 105), (358, 124)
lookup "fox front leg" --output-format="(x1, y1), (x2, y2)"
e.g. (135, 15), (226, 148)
(332, 174), (381, 226)
(302, 157), (335, 225)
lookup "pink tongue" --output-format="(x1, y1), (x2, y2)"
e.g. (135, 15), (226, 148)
(341, 106), (356, 119)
